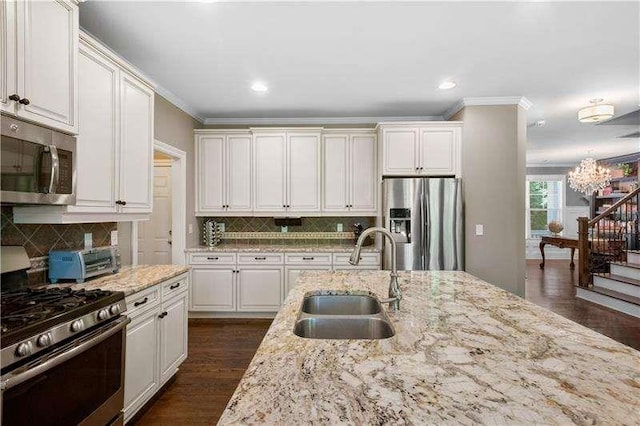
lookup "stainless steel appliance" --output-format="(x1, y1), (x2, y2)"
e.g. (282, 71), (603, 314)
(1, 116), (76, 205)
(49, 247), (121, 283)
(0, 246), (128, 426)
(382, 177), (464, 271)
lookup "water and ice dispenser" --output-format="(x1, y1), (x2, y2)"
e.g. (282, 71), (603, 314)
(389, 208), (411, 243)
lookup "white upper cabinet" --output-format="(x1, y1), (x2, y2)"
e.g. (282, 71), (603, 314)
(195, 131), (252, 215)
(379, 123), (462, 177)
(69, 40), (119, 213)
(253, 130), (320, 214)
(119, 71), (153, 213)
(253, 133), (287, 212)
(323, 131), (377, 215)
(2, 0), (78, 133)
(287, 133), (321, 212)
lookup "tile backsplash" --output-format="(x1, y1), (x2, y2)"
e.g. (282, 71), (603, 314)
(200, 216), (374, 233)
(1, 206), (117, 284)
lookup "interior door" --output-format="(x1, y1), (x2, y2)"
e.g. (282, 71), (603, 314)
(138, 162), (172, 265)
(0, 0), (17, 114)
(17, 0), (78, 133)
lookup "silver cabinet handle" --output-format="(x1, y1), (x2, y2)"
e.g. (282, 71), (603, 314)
(48, 145), (59, 194)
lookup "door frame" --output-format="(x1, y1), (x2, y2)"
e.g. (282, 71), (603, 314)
(132, 140), (187, 265)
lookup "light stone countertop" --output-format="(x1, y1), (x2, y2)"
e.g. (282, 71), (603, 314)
(71, 265), (191, 296)
(219, 270), (640, 425)
(186, 243), (379, 253)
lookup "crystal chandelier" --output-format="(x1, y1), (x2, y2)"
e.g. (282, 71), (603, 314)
(568, 158), (611, 195)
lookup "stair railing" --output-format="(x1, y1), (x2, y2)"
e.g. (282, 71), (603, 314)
(578, 187), (640, 286)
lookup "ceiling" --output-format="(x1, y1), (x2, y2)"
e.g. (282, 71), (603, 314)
(79, 1), (640, 166)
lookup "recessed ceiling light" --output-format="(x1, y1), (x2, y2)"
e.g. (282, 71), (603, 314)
(438, 81), (457, 90)
(251, 82), (268, 93)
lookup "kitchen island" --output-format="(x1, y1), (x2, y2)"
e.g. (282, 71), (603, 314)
(219, 270), (640, 424)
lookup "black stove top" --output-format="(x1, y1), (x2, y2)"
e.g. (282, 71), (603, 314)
(1, 287), (124, 347)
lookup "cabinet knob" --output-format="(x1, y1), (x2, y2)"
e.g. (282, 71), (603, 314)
(18, 98), (30, 105)
(8, 94), (20, 102)
(286, 205), (290, 208)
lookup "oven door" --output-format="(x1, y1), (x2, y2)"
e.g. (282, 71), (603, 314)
(1, 316), (130, 426)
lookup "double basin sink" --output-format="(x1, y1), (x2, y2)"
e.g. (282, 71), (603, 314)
(293, 292), (395, 340)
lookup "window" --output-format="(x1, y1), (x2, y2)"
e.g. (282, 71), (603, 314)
(526, 176), (565, 239)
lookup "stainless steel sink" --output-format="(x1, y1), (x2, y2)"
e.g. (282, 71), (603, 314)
(293, 316), (395, 339)
(301, 294), (382, 315)
(293, 292), (395, 340)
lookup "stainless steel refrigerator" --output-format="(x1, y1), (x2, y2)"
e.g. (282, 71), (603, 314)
(382, 177), (464, 271)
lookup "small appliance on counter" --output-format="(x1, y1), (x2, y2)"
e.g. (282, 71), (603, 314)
(48, 247), (120, 283)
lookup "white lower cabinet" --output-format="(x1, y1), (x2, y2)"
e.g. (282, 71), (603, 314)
(237, 267), (283, 311)
(124, 273), (189, 423)
(188, 251), (381, 314)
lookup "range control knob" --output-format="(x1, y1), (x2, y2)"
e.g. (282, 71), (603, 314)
(15, 342), (31, 358)
(97, 309), (109, 321)
(70, 319), (84, 333)
(109, 305), (121, 316)
(36, 334), (52, 347)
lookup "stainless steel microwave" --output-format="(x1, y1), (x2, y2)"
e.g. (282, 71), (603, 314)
(1, 116), (76, 205)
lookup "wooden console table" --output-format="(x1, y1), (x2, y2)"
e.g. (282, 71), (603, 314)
(539, 236), (578, 269)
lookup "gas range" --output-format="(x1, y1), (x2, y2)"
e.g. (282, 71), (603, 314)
(1, 286), (126, 372)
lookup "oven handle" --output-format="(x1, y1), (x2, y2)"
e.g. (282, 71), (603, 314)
(1, 316), (130, 391)
(48, 144), (60, 194)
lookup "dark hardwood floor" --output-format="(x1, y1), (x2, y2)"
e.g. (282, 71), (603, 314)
(131, 319), (272, 425)
(132, 262), (639, 424)
(526, 259), (640, 351)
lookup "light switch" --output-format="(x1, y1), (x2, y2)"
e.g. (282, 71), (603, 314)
(475, 224), (484, 236)
(337, 223), (344, 232)
(110, 230), (118, 246)
(188, 224), (193, 234)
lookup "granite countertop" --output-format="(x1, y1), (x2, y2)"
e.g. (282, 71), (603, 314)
(219, 270), (640, 425)
(186, 243), (379, 253)
(71, 265), (190, 296)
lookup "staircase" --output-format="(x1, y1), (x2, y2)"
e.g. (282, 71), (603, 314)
(576, 189), (640, 318)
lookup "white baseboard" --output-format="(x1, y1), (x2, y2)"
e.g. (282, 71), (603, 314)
(576, 288), (640, 318)
(189, 311), (276, 319)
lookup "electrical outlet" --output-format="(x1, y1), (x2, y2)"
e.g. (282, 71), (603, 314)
(219, 223), (225, 233)
(337, 223), (343, 232)
(281, 226), (288, 233)
(110, 230), (118, 246)
(84, 233), (93, 250)
(475, 224), (484, 236)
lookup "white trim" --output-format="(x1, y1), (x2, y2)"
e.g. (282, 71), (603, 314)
(203, 116), (443, 125)
(153, 84), (205, 124)
(443, 96), (533, 120)
(526, 162), (579, 168)
(525, 175), (566, 239)
(576, 288), (640, 318)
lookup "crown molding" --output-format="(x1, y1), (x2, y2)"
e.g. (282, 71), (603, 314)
(443, 96), (533, 120)
(153, 85), (206, 123)
(203, 115), (444, 126)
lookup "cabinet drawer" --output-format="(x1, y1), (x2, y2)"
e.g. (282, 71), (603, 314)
(333, 252), (380, 266)
(285, 253), (332, 265)
(125, 285), (161, 317)
(161, 273), (189, 300)
(237, 253), (284, 265)
(188, 252), (236, 265)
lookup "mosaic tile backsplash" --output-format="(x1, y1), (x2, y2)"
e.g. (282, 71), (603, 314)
(1, 206), (117, 284)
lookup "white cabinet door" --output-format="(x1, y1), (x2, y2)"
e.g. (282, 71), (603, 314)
(16, 0), (78, 133)
(350, 134), (377, 213)
(323, 134), (349, 213)
(69, 41), (118, 213)
(237, 267), (283, 311)
(226, 134), (252, 212)
(190, 268), (235, 311)
(198, 135), (225, 213)
(159, 292), (188, 384)
(254, 134), (286, 212)
(119, 71), (153, 213)
(419, 127), (457, 176)
(382, 128), (419, 175)
(287, 133), (321, 212)
(285, 265), (331, 298)
(0, 0), (17, 114)
(124, 307), (160, 421)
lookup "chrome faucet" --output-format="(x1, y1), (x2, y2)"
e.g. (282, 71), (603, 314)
(349, 227), (401, 311)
